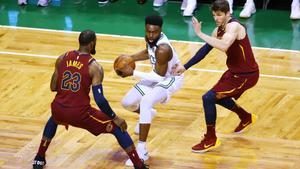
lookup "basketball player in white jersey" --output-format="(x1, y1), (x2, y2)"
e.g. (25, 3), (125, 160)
(117, 15), (184, 166)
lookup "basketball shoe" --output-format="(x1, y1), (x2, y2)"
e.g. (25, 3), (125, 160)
(37, 0), (50, 6)
(18, 0), (27, 5)
(191, 134), (221, 153)
(234, 113), (257, 133)
(32, 155), (46, 169)
(181, 0), (187, 10)
(97, 0), (108, 4)
(239, 0), (256, 18)
(291, 4), (300, 19)
(183, 0), (197, 16)
(153, 0), (167, 7)
(227, 0), (233, 14)
(125, 144), (149, 167)
(134, 109), (157, 135)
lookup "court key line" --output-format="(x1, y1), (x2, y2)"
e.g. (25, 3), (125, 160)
(1, 51), (300, 81)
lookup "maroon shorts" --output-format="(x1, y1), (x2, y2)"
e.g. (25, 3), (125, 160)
(51, 101), (115, 136)
(212, 70), (259, 99)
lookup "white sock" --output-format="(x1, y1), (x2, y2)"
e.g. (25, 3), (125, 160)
(137, 141), (146, 148)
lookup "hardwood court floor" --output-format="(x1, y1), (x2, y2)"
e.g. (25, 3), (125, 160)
(0, 26), (300, 169)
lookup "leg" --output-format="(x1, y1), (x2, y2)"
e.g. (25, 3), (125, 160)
(291, 0), (300, 19)
(183, 0), (197, 16)
(227, 0), (233, 14)
(33, 116), (58, 169)
(216, 97), (250, 120)
(79, 107), (147, 168)
(139, 86), (167, 142)
(121, 85), (145, 112)
(112, 127), (147, 169)
(125, 86), (168, 166)
(216, 97), (256, 133)
(122, 84), (156, 134)
(191, 90), (221, 153)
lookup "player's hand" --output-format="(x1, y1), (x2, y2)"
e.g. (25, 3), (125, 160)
(119, 65), (134, 78)
(192, 16), (202, 36)
(171, 63), (186, 76)
(113, 115), (128, 132)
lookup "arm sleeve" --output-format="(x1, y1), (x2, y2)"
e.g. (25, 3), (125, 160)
(133, 70), (164, 82)
(184, 43), (213, 70)
(92, 84), (116, 119)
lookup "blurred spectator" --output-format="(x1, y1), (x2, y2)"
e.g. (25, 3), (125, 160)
(181, 0), (197, 16)
(226, 0), (256, 18)
(18, 0), (50, 6)
(153, 0), (197, 16)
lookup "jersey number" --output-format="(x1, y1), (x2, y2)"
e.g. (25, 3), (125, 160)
(61, 71), (81, 92)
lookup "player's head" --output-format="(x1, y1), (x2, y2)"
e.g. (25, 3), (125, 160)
(79, 30), (97, 55)
(145, 15), (163, 47)
(211, 0), (231, 27)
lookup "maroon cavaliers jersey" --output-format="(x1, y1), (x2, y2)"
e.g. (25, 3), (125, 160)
(54, 50), (94, 107)
(217, 18), (259, 74)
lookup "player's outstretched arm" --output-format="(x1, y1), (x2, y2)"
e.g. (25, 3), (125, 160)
(172, 43), (213, 76)
(122, 44), (170, 81)
(192, 16), (238, 52)
(89, 60), (127, 132)
(50, 55), (64, 91)
(129, 49), (149, 61)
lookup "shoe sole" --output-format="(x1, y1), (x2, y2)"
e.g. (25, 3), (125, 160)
(191, 139), (221, 153)
(234, 114), (257, 134)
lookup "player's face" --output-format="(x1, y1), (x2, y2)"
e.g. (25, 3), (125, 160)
(145, 24), (161, 46)
(212, 10), (230, 27)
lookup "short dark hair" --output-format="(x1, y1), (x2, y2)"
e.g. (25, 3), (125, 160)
(211, 0), (230, 13)
(145, 15), (163, 27)
(79, 30), (96, 46)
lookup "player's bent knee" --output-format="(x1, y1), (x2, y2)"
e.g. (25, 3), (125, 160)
(121, 97), (139, 111)
(202, 90), (217, 103)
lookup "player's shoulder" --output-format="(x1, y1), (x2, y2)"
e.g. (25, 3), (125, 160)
(226, 21), (242, 33)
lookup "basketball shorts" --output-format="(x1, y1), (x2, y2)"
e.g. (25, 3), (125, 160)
(51, 101), (115, 136)
(212, 70), (259, 99)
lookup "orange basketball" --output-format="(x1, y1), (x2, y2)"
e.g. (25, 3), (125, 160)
(114, 55), (135, 76)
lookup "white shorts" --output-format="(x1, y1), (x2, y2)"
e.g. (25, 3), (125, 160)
(134, 75), (184, 103)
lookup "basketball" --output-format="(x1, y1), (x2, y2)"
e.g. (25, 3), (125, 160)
(114, 55), (135, 76)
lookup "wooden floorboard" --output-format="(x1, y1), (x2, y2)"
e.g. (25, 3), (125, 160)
(0, 27), (300, 168)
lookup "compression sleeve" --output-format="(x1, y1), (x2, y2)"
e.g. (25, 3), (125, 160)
(184, 43), (213, 70)
(92, 84), (116, 119)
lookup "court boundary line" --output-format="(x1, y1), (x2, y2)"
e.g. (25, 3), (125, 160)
(1, 25), (300, 53)
(1, 51), (300, 81)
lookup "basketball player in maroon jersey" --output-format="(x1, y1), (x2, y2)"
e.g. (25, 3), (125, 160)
(173, 0), (259, 153)
(32, 30), (148, 169)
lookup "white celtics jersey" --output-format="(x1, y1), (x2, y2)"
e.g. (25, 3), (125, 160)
(147, 33), (181, 78)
